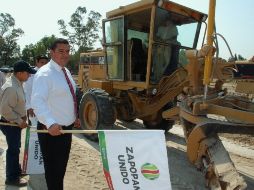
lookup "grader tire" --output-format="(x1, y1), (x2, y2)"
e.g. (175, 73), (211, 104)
(79, 88), (115, 141)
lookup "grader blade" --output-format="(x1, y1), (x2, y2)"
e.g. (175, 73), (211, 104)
(205, 137), (246, 190)
(186, 123), (247, 190)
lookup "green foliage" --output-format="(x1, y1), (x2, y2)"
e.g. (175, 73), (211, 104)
(57, 6), (102, 53)
(0, 13), (24, 67)
(21, 44), (35, 64)
(67, 52), (80, 74)
(232, 53), (247, 61)
(237, 54), (246, 61)
(21, 35), (56, 65)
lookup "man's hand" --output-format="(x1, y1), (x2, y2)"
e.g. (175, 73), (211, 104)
(48, 124), (62, 136)
(27, 108), (35, 117)
(19, 120), (28, 129)
(74, 119), (80, 128)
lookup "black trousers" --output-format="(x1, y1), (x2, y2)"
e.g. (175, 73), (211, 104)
(37, 122), (72, 190)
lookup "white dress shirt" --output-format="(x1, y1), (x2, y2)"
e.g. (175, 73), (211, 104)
(31, 60), (76, 128)
(23, 67), (38, 110)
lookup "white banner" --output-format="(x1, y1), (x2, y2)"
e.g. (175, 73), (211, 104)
(98, 130), (172, 190)
(26, 130), (44, 174)
(23, 117), (44, 174)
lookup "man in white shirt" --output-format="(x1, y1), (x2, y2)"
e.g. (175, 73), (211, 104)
(31, 38), (80, 190)
(23, 55), (48, 118)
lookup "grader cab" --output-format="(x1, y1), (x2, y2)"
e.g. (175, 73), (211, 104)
(78, 0), (207, 131)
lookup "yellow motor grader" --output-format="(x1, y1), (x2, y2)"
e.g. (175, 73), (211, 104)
(77, 0), (254, 189)
(78, 0), (207, 131)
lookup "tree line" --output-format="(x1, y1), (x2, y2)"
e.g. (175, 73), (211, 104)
(0, 7), (101, 73)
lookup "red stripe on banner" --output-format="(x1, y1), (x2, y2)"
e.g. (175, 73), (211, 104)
(141, 169), (159, 174)
(103, 169), (114, 190)
(22, 128), (30, 174)
(22, 151), (28, 173)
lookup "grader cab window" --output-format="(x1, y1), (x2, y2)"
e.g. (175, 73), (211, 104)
(104, 18), (124, 80)
(80, 54), (105, 65)
(126, 9), (151, 82)
(151, 7), (201, 83)
(103, 9), (150, 82)
(91, 56), (104, 64)
(80, 55), (90, 65)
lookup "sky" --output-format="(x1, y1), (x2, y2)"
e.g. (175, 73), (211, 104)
(0, 0), (253, 59)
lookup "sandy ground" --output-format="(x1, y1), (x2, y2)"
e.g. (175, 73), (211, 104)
(0, 120), (254, 190)
(0, 131), (30, 190)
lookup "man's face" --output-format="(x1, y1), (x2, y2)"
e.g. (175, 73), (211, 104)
(50, 43), (70, 67)
(17, 71), (30, 82)
(36, 58), (48, 68)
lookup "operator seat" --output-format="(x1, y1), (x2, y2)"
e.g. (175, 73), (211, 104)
(130, 38), (146, 81)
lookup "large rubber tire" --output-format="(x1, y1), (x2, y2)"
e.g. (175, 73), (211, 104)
(76, 87), (83, 112)
(79, 88), (116, 141)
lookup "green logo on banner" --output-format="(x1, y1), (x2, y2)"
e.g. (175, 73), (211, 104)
(141, 163), (160, 180)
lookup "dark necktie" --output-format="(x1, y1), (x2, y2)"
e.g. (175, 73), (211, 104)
(62, 68), (78, 118)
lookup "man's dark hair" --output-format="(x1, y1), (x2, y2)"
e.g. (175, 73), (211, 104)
(49, 38), (69, 50)
(36, 55), (48, 62)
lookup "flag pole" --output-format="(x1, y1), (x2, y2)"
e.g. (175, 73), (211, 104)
(0, 121), (98, 134)
(31, 129), (99, 134)
(0, 121), (19, 127)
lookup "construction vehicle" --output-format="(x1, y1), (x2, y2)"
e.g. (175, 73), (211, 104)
(232, 60), (254, 96)
(78, 0), (207, 131)
(78, 51), (105, 92)
(78, 0), (253, 189)
(164, 0), (253, 189)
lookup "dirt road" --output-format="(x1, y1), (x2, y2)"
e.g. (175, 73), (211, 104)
(63, 120), (254, 190)
(0, 120), (254, 190)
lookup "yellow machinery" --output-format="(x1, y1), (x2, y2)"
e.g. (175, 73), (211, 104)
(164, 0), (253, 189)
(78, 0), (253, 189)
(78, 0), (207, 132)
(78, 51), (106, 92)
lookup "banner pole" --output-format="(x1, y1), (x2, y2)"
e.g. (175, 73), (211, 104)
(0, 121), (19, 127)
(31, 129), (162, 134)
(31, 129), (99, 134)
(0, 122), (98, 134)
